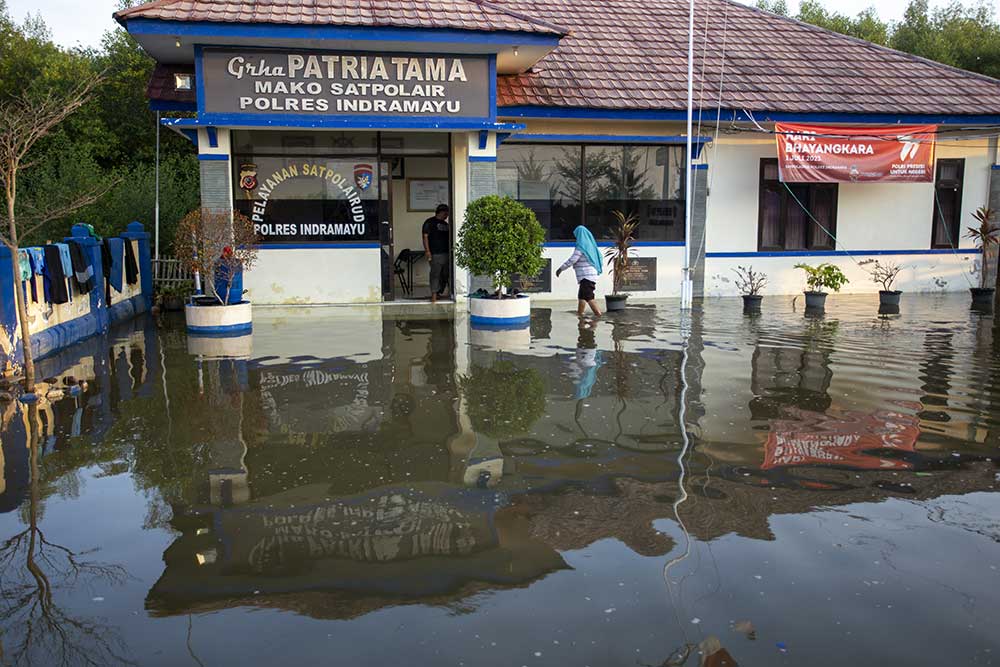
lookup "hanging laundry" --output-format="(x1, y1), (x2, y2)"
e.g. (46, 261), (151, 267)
(54, 243), (73, 279)
(68, 241), (95, 294)
(43, 245), (69, 304)
(16, 250), (30, 281)
(104, 238), (124, 293)
(123, 239), (139, 286)
(27, 248), (49, 303)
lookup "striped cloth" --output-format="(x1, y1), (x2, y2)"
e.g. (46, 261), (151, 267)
(559, 248), (599, 283)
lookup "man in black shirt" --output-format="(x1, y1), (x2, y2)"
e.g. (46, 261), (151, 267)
(422, 204), (451, 304)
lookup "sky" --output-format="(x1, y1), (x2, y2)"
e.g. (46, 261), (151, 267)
(2, 0), (983, 50)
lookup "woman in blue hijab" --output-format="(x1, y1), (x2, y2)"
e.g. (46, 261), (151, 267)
(556, 225), (603, 317)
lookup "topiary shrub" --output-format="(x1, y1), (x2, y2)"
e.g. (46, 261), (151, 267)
(455, 195), (545, 296)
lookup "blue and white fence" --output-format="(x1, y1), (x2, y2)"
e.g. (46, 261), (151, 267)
(0, 222), (153, 371)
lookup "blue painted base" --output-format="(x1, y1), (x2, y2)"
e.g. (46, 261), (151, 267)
(470, 315), (531, 329)
(32, 312), (101, 362)
(186, 323), (254, 336)
(109, 294), (149, 325)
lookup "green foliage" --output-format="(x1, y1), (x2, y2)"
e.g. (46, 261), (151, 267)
(459, 360), (546, 439)
(455, 195), (546, 293)
(795, 262), (849, 293)
(755, 0), (789, 15)
(603, 210), (638, 295)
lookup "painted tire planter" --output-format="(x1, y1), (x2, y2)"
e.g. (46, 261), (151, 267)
(187, 332), (253, 358)
(970, 287), (995, 306)
(879, 290), (902, 307)
(605, 294), (628, 312)
(804, 291), (828, 310)
(185, 301), (253, 336)
(469, 294), (530, 328)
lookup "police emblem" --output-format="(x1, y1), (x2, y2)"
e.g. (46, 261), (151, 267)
(239, 163), (258, 192)
(354, 163), (374, 191)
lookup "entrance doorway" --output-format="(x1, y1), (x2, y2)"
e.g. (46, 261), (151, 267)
(379, 133), (452, 302)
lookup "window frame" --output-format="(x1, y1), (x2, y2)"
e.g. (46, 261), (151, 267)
(498, 142), (688, 242)
(931, 158), (965, 250)
(757, 158), (839, 252)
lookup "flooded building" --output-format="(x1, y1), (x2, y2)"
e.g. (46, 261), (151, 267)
(117, 0), (1000, 302)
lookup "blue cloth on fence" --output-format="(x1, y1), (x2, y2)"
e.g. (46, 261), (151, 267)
(16, 250), (30, 281)
(105, 237), (124, 293)
(26, 248), (44, 275)
(55, 243), (72, 279)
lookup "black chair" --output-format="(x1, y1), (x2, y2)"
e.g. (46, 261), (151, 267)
(394, 249), (412, 295)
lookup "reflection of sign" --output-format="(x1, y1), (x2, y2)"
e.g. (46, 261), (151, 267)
(763, 409), (920, 470)
(621, 257), (657, 291)
(775, 123), (937, 183)
(234, 160), (380, 243)
(407, 179), (450, 212)
(201, 48), (491, 119)
(513, 259), (552, 293)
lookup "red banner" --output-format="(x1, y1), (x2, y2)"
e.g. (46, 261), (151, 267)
(763, 408), (920, 470)
(775, 123), (937, 183)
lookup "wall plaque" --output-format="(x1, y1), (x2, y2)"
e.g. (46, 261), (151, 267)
(621, 257), (657, 292)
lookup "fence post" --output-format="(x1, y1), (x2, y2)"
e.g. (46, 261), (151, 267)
(65, 224), (108, 336)
(122, 221), (153, 313)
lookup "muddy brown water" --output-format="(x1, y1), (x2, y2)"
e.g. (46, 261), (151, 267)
(0, 294), (998, 666)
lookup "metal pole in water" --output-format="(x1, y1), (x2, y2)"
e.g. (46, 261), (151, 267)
(681, 0), (695, 310)
(155, 111), (161, 263)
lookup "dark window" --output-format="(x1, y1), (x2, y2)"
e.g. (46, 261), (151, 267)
(497, 143), (686, 242)
(932, 158), (965, 249)
(758, 159), (837, 251)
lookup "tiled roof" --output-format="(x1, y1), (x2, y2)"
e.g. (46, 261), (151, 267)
(147, 64), (196, 104)
(115, 0), (566, 36)
(495, 0), (1000, 115)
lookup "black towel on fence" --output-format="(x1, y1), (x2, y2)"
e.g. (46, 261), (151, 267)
(101, 239), (113, 303)
(43, 245), (69, 304)
(123, 239), (139, 286)
(68, 241), (95, 294)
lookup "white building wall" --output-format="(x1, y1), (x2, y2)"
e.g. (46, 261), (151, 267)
(702, 134), (988, 296)
(245, 247), (383, 304)
(537, 245), (685, 300)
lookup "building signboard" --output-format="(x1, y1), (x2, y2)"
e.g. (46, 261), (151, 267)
(201, 48), (492, 119)
(620, 257), (657, 292)
(513, 259), (552, 293)
(775, 123), (937, 183)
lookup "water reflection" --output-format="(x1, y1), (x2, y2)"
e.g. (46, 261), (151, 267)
(0, 297), (998, 665)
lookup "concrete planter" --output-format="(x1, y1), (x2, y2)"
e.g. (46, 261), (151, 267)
(804, 291), (828, 310)
(184, 300), (253, 336)
(187, 333), (253, 358)
(469, 294), (530, 328)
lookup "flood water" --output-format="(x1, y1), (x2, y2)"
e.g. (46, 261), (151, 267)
(1, 294), (998, 666)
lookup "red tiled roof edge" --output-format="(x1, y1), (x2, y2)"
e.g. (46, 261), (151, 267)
(114, 0), (183, 26)
(472, 0), (569, 36)
(726, 0), (1000, 89)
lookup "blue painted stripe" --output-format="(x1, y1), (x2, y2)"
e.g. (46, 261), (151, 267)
(510, 133), (711, 144)
(165, 114), (525, 132)
(206, 126), (218, 148)
(259, 243), (381, 249)
(691, 164), (708, 170)
(545, 241), (684, 248)
(180, 129), (198, 145)
(124, 19), (564, 44)
(469, 156), (497, 162)
(470, 315), (531, 328)
(149, 100), (196, 112)
(499, 105), (1000, 126)
(992, 164), (1000, 170)
(707, 248), (983, 258)
(198, 154), (229, 161)
(187, 323), (254, 336)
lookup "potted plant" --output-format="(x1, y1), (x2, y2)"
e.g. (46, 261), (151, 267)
(732, 265), (767, 311)
(859, 259), (904, 307)
(157, 281), (194, 312)
(603, 210), (638, 312)
(795, 262), (848, 310)
(174, 208), (259, 335)
(456, 195), (546, 328)
(966, 206), (998, 306)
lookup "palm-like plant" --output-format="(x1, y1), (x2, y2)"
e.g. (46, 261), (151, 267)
(604, 210), (639, 295)
(966, 206), (999, 289)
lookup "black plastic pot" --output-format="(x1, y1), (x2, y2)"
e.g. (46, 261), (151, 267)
(878, 303), (900, 316)
(605, 294), (628, 312)
(970, 287), (995, 306)
(742, 294), (763, 311)
(804, 291), (827, 310)
(879, 290), (902, 307)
